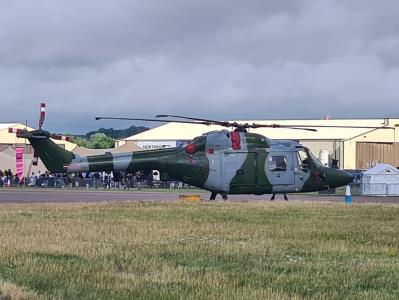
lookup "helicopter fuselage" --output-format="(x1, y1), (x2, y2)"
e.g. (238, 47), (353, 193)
(59, 129), (352, 194)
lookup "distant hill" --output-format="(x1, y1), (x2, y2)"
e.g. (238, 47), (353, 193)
(84, 125), (149, 140)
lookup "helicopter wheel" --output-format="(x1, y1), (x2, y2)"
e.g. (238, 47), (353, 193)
(209, 192), (227, 200)
(270, 193), (288, 201)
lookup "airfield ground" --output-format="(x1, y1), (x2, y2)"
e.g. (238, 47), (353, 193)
(1, 188), (399, 204)
(0, 192), (398, 299)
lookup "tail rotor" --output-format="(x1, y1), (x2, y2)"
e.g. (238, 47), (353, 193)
(9, 102), (72, 167)
(8, 128), (23, 134)
(51, 135), (71, 141)
(33, 102), (46, 165)
(39, 102), (46, 130)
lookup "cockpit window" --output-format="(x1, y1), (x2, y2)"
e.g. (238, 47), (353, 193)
(305, 148), (322, 166)
(297, 149), (312, 171)
(296, 148), (322, 169)
(297, 149), (308, 165)
(269, 156), (287, 171)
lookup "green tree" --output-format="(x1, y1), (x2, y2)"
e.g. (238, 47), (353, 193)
(72, 133), (115, 149)
(89, 133), (115, 149)
(85, 125), (149, 139)
(71, 136), (90, 148)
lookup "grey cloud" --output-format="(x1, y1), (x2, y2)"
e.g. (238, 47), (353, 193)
(2, 0), (398, 68)
(1, 1), (399, 133)
(0, 0), (305, 68)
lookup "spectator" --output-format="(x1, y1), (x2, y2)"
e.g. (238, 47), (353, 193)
(43, 171), (49, 188)
(13, 175), (18, 187)
(0, 170), (5, 188)
(6, 169), (13, 187)
(122, 173), (132, 190)
(93, 172), (101, 189)
(28, 172), (37, 187)
(103, 172), (111, 189)
(127, 173), (133, 189)
(55, 174), (65, 188)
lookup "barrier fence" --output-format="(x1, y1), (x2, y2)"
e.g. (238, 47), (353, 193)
(360, 183), (399, 196)
(0, 177), (188, 190)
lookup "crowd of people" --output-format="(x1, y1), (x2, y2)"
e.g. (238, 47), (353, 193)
(0, 169), (23, 187)
(0, 170), (161, 189)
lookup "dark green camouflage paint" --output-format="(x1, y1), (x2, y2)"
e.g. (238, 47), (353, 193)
(229, 151), (272, 194)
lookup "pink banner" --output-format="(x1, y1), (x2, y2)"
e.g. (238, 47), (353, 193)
(16, 147), (24, 178)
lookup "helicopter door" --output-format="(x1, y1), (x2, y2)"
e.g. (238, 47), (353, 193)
(267, 152), (295, 186)
(223, 152), (257, 192)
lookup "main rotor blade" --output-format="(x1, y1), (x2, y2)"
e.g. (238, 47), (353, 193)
(276, 125), (394, 129)
(155, 114), (231, 127)
(95, 116), (213, 125)
(250, 124), (394, 130)
(96, 116), (393, 133)
(248, 123), (317, 132)
(285, 127), (318, 132)
(156, 115), (392, 131)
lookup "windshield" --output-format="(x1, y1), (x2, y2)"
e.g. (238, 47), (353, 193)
(296, 147), (323, 167)
(305, 148), (322, 166)
(297, 149), (308, 165)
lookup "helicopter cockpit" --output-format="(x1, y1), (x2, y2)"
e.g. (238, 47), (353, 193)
(296, 147), (322, 172)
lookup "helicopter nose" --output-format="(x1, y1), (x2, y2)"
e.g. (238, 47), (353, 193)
(324, 168), (353, 188)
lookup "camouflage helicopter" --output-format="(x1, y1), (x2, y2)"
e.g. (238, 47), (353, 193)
(13, 104), (365, 200)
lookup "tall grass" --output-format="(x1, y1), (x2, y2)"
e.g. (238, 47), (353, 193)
(0, 201), (398, 299)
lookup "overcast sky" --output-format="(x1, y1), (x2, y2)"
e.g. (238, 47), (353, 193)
(1, 0), (399, 133)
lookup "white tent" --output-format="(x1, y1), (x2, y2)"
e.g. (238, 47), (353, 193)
(361, 164), (399, 196)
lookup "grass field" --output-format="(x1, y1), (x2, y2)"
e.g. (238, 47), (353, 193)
(0, 201), (398, 300)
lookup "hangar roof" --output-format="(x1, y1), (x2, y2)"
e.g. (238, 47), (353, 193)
(0, 123), (19, 131)
(125, 118), (399, 141)
(363, 164), (399, 175)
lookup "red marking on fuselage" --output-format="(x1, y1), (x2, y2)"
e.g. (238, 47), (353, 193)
(185, 143), (196, 154)
(230, 132), (241, 150)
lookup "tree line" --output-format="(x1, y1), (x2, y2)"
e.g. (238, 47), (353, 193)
(71, 125), (149, 149)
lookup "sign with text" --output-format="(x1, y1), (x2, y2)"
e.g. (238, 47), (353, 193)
(16, 147), (24, 178)
(137, 140), (177, 150)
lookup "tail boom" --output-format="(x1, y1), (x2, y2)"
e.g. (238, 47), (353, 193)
(18, 130), (74, 173)
(19, 129), (177, 174)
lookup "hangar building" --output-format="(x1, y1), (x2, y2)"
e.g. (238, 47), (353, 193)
(118, 118), (399, 170)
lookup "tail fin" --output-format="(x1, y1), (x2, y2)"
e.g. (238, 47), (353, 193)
(18, 130), (73, 173)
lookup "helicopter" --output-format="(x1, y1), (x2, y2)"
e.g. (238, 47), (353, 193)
(12, 104), (378, 200)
